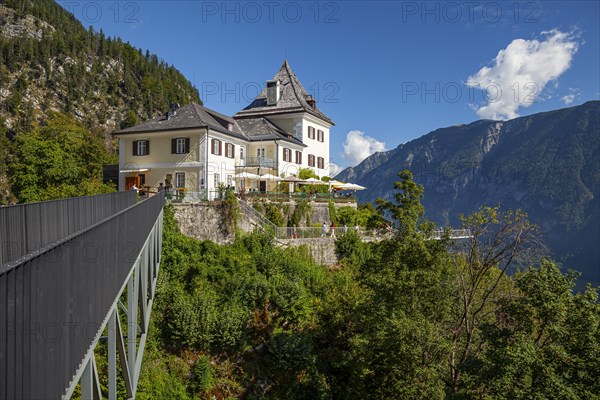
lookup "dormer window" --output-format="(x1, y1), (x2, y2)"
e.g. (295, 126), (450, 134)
(266, 80), (280, 106)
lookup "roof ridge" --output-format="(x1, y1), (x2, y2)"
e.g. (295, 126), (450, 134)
(284, 61), (309, 106)
(190, 103), (207, 124)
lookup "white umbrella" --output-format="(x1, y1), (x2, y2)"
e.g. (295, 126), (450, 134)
(234, 172), (260, 180)
(337, 183), (367, 190)
(303, 177), (328, 185)
(281, 176), (306, 183)
(260, 173), (283, 181)
(328, 180), (344, 186)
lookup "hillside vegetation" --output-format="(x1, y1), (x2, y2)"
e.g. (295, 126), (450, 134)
(337, 101), (600, 285)
(134, 172), (600, 400)
(0, 0), (201, 203)
(0, 0), (200, 134)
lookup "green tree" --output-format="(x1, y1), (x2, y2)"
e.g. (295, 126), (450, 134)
(466, 260), (600, 399)
(297, 168), (317, 180)
(10, 113), (116, 202)
(324, 170), (453, 399)
(0, 119), (16, 204)
(448, 206), (546, 393)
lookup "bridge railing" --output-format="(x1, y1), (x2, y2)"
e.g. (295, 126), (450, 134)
(275, 226), (374, 239)
(0, 191), (164, 400)
(0, 191), (136, 267)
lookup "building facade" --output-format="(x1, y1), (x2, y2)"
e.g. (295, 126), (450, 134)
(113, 60), (334, 198)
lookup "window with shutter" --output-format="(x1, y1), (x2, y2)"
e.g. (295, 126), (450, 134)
(308, 154), (315, 167)
(135, 140), (149, 156)
(318, 130), (324, 142)
(295, 151), (302, 164)
(212, 139), (221, 155)
(175, 138), (186, 154)
(225, 143), (235, 158)
(283, 148), (292, 162)
(317, 157), (324, 169)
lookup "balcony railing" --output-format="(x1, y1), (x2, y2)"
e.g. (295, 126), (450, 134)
(242, 191), (356, 203)
(239, 156), (276, 168)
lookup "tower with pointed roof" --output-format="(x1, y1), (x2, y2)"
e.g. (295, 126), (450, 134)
(235, 60), (334, 178)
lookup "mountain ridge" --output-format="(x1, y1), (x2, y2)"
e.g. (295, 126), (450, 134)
(336, 101), (600, 285)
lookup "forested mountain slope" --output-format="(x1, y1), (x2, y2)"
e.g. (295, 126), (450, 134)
(0, 0), (201, 203)
(337, 101), (600, 285)
(0, 0), (200, 135)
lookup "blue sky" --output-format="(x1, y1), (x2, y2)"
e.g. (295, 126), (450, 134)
(61, 1), (600, 169)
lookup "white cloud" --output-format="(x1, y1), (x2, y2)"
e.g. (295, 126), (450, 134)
(328, 162), (343, 177)
(467, 29), (579, 120)
(561, 88), (581, 105)
(562, 94), (576, 105)
(342, 130), (386, 165)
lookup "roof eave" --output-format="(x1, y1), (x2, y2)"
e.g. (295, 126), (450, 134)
(235, 108), (334, 126)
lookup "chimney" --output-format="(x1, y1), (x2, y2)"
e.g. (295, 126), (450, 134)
(266, 80), (280, 106)
(169, 102), (179, 116)
(306, 95), (316, 109)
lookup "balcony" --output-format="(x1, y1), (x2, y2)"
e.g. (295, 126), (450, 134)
(238, 156), (276, 169)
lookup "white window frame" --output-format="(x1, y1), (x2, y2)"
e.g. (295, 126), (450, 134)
(137, 140), (147, 156)
(226, 175), (233, 187)
(283, 148), (291, 162)
(214, 173), (220, 187)
(212, 139), (221, 155)
(175, 172), (185, 188)
(257, 148), (265, 158)
(176, 138), (186, 154)
(226, 143), (234, 158)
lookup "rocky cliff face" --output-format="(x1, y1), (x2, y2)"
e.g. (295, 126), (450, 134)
(0, 0), (200, 136)
(336, 101), (600, 285)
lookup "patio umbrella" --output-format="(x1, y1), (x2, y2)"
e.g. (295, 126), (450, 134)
(302, 177), (328, 185)
(337, 183), (367, 190)
(281, 176), (306, 183)
(260, 173), (283, 181)
(234, 172), (260, 180)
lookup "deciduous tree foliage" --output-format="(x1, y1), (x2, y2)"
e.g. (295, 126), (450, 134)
(9, 113), (116, 202)
(136, 171), (598, 400)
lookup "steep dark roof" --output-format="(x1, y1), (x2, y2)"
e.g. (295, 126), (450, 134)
(113, 103), (247, 140)
(234, 60), (334, 125)
(236, 118), (306, 147)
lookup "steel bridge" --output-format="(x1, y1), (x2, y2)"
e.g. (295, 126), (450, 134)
(0, 191), (164, 400)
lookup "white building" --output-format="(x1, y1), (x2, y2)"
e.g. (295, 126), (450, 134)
(113, 60), (334, 197)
